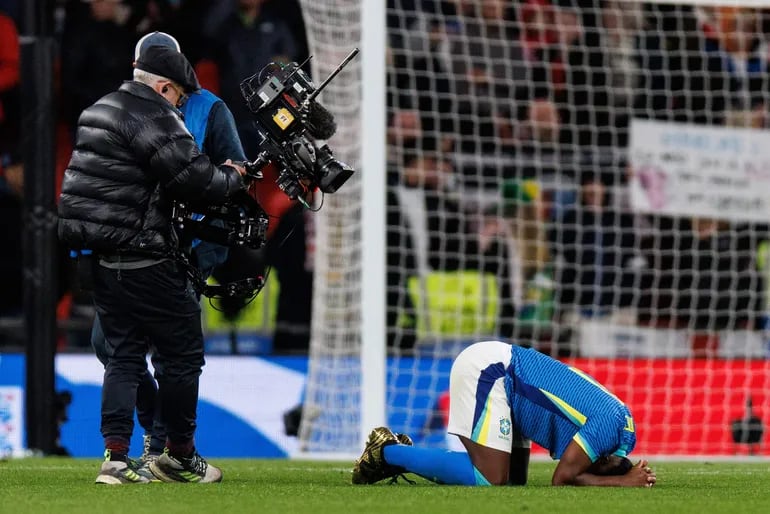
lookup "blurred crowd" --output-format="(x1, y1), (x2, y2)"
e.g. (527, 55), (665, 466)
(383, 0), (770, 351)
(1, 0), (770, 355)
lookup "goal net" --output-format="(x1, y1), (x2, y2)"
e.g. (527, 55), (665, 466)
(298, 0), (770, 457)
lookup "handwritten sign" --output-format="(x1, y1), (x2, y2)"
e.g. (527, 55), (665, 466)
(629, 119), (770, 223)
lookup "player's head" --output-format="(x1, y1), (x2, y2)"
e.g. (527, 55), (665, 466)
(586, 455), (633, 476)
(134, 31), (181, 62)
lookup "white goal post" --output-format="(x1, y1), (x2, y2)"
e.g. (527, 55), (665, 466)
(296, 0), (388, 455)
(297, 0), (770, 459)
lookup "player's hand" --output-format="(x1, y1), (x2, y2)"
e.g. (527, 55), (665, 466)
(223, 159), (247, 177)
(627, 459), (657, 488)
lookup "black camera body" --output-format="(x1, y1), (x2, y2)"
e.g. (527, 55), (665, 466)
(239, 53), (357, 199)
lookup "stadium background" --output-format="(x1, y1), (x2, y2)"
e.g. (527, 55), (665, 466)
(2, 0), (770, 460)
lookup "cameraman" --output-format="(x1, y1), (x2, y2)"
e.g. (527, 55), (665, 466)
(134, 32), (247, 278)
(88, 32), (248, 479)
(58, 46), (246, 484)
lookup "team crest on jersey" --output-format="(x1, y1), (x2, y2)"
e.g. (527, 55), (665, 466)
(499, 417), (512, 436)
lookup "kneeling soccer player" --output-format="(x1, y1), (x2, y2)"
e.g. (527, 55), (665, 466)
(352, 340), (657, 487)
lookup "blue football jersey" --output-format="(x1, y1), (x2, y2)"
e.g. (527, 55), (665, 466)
(505, 346), (636, 461)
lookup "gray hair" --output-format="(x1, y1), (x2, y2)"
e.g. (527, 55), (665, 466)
(133, 68), (169, 87)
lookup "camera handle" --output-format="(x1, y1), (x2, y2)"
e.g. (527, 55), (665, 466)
(243, 151), (311, 207)
(237, 152), (271, 182)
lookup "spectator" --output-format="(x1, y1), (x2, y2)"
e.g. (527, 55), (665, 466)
(636, 217), (765, 331)
(392, 138), (515, 340)
(518, 98), (564, 152)
(400, 145), (484, 272)
(386, 187), (418, 350)
(204, 0), (300, 158)
(386, 107), (423, 168)
(385, 105), (422, 350)
(550, 172), (637, 318)
(501, 178), (551, 309)
(518, 0), (558, 66)
(388, 3), (456, 142)
(60, 0), (136, 130)
(0, 150), (22, 317)
(634, 215), (686, 328)
(449, 0), (525, 98)
(263, 203), (313, 353)
(0, 9), (20, 153)
(265, 0), (309, 68)
(134, 1), (214, 66)
(515, 98), (568, 179)
(601, 1), (642, 117)
(674, 218), (763, 330)
(633, 4), (716, 125)
(0, 1), (18, 23)
(447, 0), (527, 154)
(702, 7), (769, 127)
(549, 3), (611, 147)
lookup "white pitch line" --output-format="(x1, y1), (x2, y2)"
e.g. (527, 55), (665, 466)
(0, 465), (86, 471)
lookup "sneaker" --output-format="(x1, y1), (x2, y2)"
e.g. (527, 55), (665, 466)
(149, 449), (222, 483)
(127, 435), (151, 469)
(95, 450), (151, 485)
(352, 427), (408, 485)
(135, 453), (161, 482)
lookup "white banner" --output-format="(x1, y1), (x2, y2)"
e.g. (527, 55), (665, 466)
(629, 119), (770, 223)
(0, 386), (24, 458)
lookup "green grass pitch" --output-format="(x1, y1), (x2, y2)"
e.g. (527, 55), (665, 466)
(2, 458), (770, 514)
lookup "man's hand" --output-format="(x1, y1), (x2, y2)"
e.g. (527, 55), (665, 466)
(627, 459), (657, 488)
(553, 440), (657, 487)
(223, 159), (247, 176)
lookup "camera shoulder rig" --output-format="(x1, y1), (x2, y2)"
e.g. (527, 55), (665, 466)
(174, 246), (266, 300)
(171, 190), (269, 251)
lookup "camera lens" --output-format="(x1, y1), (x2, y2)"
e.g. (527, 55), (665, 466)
(316, 147), (354, 193)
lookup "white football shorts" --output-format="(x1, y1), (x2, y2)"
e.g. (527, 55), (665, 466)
(446, 340), (530, 453)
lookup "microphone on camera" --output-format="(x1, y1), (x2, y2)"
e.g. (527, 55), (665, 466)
(306, 101), (337, 140)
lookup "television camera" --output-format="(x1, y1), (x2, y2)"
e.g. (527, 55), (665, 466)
(239, 48), (358, 200)
(172, 49), (359, 299)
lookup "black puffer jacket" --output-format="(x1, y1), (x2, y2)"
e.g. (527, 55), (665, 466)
(58, 81), (244, 256)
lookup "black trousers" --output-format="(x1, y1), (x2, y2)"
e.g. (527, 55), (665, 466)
(91, 314), (166, 450)
(93, 260), (204, 446)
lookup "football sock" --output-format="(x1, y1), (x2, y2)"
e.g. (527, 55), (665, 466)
(104, 436), (130, 461)
(166, 439), (194, 458)
(383, 445), (491, 486)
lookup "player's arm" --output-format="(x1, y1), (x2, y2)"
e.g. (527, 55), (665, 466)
(507, 447), (530, 485)
(552, 440), (655, 487)
(507, 427), (531, 485)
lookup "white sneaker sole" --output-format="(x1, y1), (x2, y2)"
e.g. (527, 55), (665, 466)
(95, 473), (150, 485)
